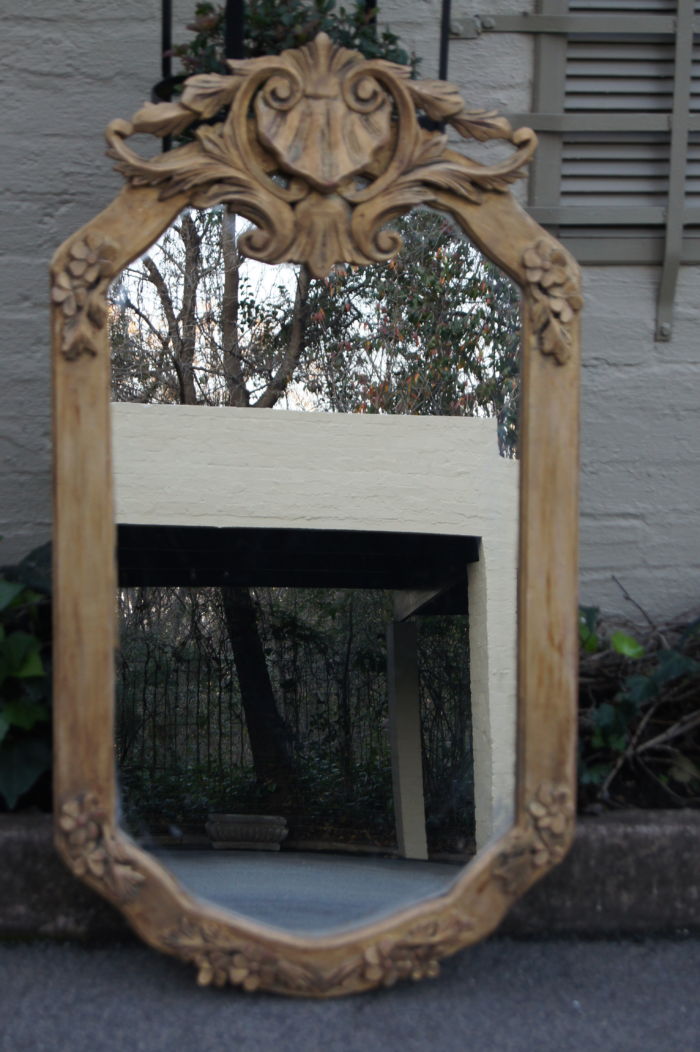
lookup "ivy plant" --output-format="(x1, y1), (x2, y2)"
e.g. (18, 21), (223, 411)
(0, 546), (52, 811)
(172, 0), (417, 73)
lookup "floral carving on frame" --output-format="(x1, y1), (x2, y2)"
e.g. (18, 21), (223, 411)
(522, 240), (583, 365)
(58, 792), (145, 903)
(51, 235), (118, 361)
(164, 909), (474, 995)
(105, 33), (537, 278)
(492, 782), (575, 895)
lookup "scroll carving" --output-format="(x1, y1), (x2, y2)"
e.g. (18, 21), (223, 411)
(522, 240), (582, 365)
(57, 792), (145, 903)
(492, 782), (575, 895)
(51, 234), (117, 361)
(165, 909), (474, 995)
(105, 33), (536, 278)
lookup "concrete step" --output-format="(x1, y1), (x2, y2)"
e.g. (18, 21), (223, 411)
(2, 810), (699, 940)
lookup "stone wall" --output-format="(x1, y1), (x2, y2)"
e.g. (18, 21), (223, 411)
(2, 0), (698, 624)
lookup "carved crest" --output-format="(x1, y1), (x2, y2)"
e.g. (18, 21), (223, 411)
(106, 33), (537, 278)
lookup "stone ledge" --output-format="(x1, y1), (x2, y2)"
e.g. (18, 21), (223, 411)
(503, 810), (700, 936)
(1, 811), (699, 941)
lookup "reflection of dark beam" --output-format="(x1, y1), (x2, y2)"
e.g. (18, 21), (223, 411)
(117, 525), (478, 590)
(393, 573), (468, 620)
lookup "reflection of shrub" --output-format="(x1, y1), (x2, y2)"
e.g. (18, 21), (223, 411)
(119, 751), (398, 843)
(0, 545), (52, 811)
(119, 763), (263, 837)
(292, 742), (395, 838)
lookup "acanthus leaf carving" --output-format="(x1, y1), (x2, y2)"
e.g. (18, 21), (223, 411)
(105, 33), (537, 279)
(58, 792), (145, 903)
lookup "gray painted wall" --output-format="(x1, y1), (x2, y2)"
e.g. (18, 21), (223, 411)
(2, 0), (698, 623)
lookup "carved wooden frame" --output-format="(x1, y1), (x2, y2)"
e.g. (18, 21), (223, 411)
(51, 34), (581, 996)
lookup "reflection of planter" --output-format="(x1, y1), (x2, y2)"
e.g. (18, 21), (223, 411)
(205, 813), (288, 851)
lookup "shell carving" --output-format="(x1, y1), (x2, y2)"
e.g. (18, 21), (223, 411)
(253, 33), (392, 191)
(106, 33), (537, 278)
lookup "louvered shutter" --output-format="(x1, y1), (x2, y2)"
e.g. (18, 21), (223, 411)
(522, 0), (700, 267)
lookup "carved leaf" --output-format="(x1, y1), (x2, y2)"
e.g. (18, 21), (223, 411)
(282, 194), (365, 277)
(130, 102), (197, 138)
(451, 110), (514, 142)
(406, 79), (465, 121)
(181, 73), (241, 119)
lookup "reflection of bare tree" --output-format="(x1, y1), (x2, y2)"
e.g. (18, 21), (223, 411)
(112, 206), (312, 798)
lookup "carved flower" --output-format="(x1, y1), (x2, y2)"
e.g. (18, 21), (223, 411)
(195, 943), (278, 991)
(52, 234), (118, 360)
(522, 239), (582, 363)
(492, 827), (537, 895)
(362, 936), (440, 987)
(59, 793), (145, 901)
(59, 793), (108, 877)
(528, 782), (575, 865)
(194, 950), (232, 988)
(52, 234), (117, 322)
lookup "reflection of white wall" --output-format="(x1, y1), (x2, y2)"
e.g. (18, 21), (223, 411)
(112, 404), (519, 849)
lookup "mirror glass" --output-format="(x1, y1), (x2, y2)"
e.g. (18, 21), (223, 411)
(109, 206), (521, 934)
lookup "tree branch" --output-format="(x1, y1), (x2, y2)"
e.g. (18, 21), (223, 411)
(221, 208), (250, 407)
(253, 266), (311, 409)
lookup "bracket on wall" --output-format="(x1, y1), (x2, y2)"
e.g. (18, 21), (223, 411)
(654, 0), (694, 342)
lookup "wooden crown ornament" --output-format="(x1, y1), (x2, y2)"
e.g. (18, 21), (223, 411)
(105, 33), (538, 278)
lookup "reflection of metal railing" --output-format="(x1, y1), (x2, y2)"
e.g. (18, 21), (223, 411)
(115, 641), (392, 778)
(115, 613), (473, 839)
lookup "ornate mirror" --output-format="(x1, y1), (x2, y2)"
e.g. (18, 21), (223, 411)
(51, 34), (581, 996)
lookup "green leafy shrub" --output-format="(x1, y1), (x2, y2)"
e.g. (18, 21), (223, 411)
(578, 606), (700, 809)
(172, 0), (416, 75)
(0, 545), (52, 811)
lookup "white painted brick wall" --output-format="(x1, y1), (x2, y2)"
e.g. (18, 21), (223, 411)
(579, 265), (700, 622)
(2, 0), (698, 624)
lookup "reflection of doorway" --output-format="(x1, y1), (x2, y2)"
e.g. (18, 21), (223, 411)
(115, 580), (472, 860)
(116, 533), (474, 861)
(113, 404), (518, 849)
